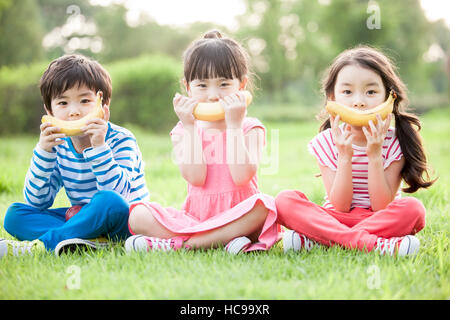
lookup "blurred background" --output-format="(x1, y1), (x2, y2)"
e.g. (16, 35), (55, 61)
(0, 0), (449, 134)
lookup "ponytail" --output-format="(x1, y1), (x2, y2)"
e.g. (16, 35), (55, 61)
(394, 111), (436, 193)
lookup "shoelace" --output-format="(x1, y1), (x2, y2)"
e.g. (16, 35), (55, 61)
(8, 240), (36, 256)
(144, 237), (174, 251)
(374, 237), (400, 256)
(301, 234), (315, 251)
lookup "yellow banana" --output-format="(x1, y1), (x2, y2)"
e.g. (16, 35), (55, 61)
(41, 91), (104, 136)
(193, 90), (253, 121)
(326, 90), (397, 126)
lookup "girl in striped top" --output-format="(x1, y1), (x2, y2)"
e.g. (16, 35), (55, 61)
(276, 46), (436, 257)
(1, 55), (149, 257)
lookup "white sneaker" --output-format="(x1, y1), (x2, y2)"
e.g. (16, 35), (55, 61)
(283, 229), (316, 253)
(373, 235), (420, 257)
(124, 235), (189, 253)
(54, 237), (109, 256)
(0, 238), (45, 258)
(225, 236), (251, 254)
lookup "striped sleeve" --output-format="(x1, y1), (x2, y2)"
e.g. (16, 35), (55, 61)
(307, 129), (338, 170)
(83, 133), (149, 202)
(83, 141), (135, 199)
(23, 145), (62, 209)
(383, 128), (403, 169)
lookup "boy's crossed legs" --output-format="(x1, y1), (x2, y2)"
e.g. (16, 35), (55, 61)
(1, 190), (130, 257)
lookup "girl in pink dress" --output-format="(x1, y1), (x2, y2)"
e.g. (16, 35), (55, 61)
(276, 46), (436, 257)
(125, 30), (280, 253)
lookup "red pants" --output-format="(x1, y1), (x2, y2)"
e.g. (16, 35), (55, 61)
(275, 190), (426, 252)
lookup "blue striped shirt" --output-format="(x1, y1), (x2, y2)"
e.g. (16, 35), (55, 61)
(24, 122), (150, 209)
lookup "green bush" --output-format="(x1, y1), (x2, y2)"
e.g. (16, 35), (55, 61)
(108, 55), (182, 132)
(0, 62), (47, 135)
(0, 55), (182, 135)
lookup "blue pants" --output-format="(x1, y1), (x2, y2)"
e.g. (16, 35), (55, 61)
(3, 190), (131, 251)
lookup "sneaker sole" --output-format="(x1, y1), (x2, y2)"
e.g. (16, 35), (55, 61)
(283, 229), (301, 252)
(124, 235), (147, 253)
(0, 239), (8, 258)
(55, 238), (109, 256)
(226, 237), (251, 254)
(398, 235), (420, 256)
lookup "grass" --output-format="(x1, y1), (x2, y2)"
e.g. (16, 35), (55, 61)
(0, 107), (449, 300)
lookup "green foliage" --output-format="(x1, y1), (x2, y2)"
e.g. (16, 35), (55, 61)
(0, 55), (182, 135)
(0, 0), (44, 67)
(0, 62), (48, 135)
(108, 55), (182, 132)
(237, 0), (450, 105)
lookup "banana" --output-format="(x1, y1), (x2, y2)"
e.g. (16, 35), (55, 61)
(325, 90), (397, 126)
(193, 90), (253, 121)
(41, 91), (104, 136)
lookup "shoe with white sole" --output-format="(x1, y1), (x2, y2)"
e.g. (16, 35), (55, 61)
(54, 237), (110, 256)
(125, 235), (190, 253)
(0, 238), (45, 258)
(373, 235), (420, 257)
(225, 236), (252, 254)
(283, 229), (316, 253)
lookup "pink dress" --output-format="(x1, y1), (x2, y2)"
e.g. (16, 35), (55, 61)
(130, 117), (280, 251)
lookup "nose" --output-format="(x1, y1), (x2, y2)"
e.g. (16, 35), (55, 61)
(353, 100), (366, 109)
(68, 105), (81, 117)
(207, 89), (220, 102)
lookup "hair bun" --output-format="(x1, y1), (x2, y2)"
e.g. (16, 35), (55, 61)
(204, 30), (222, 39)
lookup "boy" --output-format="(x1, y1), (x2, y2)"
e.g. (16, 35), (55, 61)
(0, 54), (149, 257)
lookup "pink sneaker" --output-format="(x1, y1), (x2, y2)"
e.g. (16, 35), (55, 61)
(373, 235), (420, 257)
(125, 235), (190, 253)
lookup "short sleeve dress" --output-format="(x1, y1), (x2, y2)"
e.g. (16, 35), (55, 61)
(130, 117), (280, 251)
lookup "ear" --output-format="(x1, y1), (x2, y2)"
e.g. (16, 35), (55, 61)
(44, 105), (53, 116)
(327, 92), (335, 101)
(239, 76), (248, 90)
(183, 79), (191, 97)
(103, 104), (110, 122)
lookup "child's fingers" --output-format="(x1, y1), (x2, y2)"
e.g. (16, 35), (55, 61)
(40, 122), (53, 132)
(362, 126), (372, 140)
(43, 125), (61, 135)
(382, 113), (392, 132)
(46, 133), (66, 142)
(375, 114), (383, 132)
(368, 120), (377, 136)
(330, 115), (342, 138)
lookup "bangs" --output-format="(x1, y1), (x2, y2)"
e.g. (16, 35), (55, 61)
(184, 41), (245, 82)
(48, 63), (102, 99)
(40, 55), (112, 111)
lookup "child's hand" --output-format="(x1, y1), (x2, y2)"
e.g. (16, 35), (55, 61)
(82, 105), (110, 148)
(173, 93), (197, 128)
(38, 123), (66, 153)
(331, 115), (354, 160)
(362, 113), (391, 159)
(222, 91), (247, 129)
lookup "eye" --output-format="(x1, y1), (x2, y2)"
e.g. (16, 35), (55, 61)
(196, 83), (207, 88)
(343, 90), (351, 95)
(81, 99), (91, 104)
(220, 82), (231, 87)
(57, 101), (67, 106)
(367, 90), (377, 95)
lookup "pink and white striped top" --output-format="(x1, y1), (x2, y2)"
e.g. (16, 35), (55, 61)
(308, 124), (403, 209)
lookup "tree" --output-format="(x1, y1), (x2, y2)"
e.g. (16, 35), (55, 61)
(0, 0), (44, 67)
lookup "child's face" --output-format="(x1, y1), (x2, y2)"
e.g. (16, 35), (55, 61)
(333, 64), (386, 110)
(186, 77), (247, 102)
(49, 85), (99, 121)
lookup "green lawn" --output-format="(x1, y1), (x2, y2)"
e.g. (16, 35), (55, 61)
(0, 108), (449, 299)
